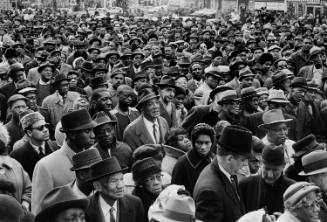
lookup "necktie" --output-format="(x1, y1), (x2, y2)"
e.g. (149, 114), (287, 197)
(230, 175), (240, 200)
(153, 123), (159, 144)
(109, 207), (115, 222)
(38, 147), (45, 158)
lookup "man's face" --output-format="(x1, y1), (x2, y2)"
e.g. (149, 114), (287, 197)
(72, 128), (95, 149)
(206, 76), (220, 89)
(96, 172), (124, 201)
(191, 64), (203, 80)
(25, 92), (37, 110)
(144, 172), (163, 195)
(112, 74), (124, 89)
(28, 119), (50, 142)
(258, 94), (268, 109)
(108, 55), (118, 65)
(248, 96), (259, 110)
(159, 87), (175, 103)
(230, 155), (248, 175)
(241, 76), (254, 88)
(194, 134), (212, 157)
(118, 89), (134, 107)
(291, 87), (307, 103)
(96, 92), (113, 112)
(223, 100), (241, 115)
(276, 60), (288, 70)
(309, 172), (327, 192)
(68, 74), (78, 88)
(55, 208), (86, 222)
(270, 49), (281, 60)
(303, 38), (313, 52)
(312, 53), (323, 66)
(40, 67), (53, 81)
(95, 123), (116, 147)
(253, 50), (263, 60)
(261, 163), (284, 184)
(11, 99), (27, 117)
(262, 61), (272, 72)
(295, 192), (321, 222)
(89, 50), (99, 60)
(132, 55), (143, 66)
(58, 80), (69, 96)
(142, 98), (160, 119)
(267, 123), (288, 145)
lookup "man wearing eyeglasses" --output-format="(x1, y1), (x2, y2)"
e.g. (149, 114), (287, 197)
(11, 111), (55, 179)
(217, 90), (243, 125)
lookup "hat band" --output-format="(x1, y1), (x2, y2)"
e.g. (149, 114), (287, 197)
(303, 157), (327, 174)
(164, 209), (195, 222)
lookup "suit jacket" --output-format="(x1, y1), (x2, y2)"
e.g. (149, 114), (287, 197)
(10, 140), (55, 179)
(298, 64), (327, 85)
(0, 82), (16, 122)
(288, 50), (312, 75)
(193, 157), (245, 222)
(159, 100), (177, 128)
(181, 105), (219, 132)
(123, 115), (169, 151)
(85, 192), (146, 222)
(31, 142), (76, 214)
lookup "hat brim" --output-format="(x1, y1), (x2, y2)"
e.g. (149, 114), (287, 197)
(266, 99), (290, 104)
(35, 199), (89, 222)
(87, 167), (128, 182)
(136, 95), (160, 110)
(156, 83), (180, 89)
(299, 167), (327, 176)
(151, 211), (201, 222)
(60, 121), (97, 132)
(258, 119), (293, 129)
(95, 120), (117, 129)
(217, 98), (241, 105)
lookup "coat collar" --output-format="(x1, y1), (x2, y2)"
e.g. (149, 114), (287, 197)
(186, 149), (212, 169)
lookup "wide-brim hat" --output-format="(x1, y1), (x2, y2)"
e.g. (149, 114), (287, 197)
(265, 89), (290, 104)
(93, 111), (117, 128)
(61, 109), (97, 132)
(218, 125), (252, 156)
(91, 64), (108, 74)
(53, 74), (70, 85)
(258, 109), (293, 129)
(209, 85), (233, 100)
(70, 148), (102, 171)
(35, 186), (89, 222)
(136, 88), (160, 110)
(290, 77), (308, 90)
(272, 71), (291, 86)
(292, 134), (324, 158)
(241, 87), (258, 100)
(299, 150), (327, 176)
(88, 157), (127, 182)
(87, 47), (101, 54)
(217, 90), (241, 105)
(37, 61), (55, 73)
(156, 75), (179, 89)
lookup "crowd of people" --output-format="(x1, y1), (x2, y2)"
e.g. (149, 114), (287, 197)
(0, 6), (327, 222)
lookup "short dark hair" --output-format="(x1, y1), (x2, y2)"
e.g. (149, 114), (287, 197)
(191, 123), (216, 148)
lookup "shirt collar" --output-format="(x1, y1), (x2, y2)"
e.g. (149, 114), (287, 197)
(39, 78), (51, 85)
(218, 159), (232, 182)
(99, 195), (118, 216)
(29, 141), (45, 154)
(143, 115), (158, 125)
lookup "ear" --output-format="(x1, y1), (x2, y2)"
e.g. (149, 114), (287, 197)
(93, 181), (101, 192)
(26, 130), (32, 137)
(225, 154), (233, 164)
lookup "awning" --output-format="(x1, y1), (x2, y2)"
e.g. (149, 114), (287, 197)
(288, 0), (320, 3)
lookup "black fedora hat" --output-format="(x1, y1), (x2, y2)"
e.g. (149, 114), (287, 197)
(136, 88), (160, 110)
(292, 134), (324, 158)
(88, 157), (127, 181)
(61, 109), (97, 132)
(53, 74), (69, 85)
(290, 77), (308, 89)
(156, 75), (179, 89)
(241, 87), (258, 100)
(35, 186), (89, 222)
(90, 76), (107, 89)
(93, 111), (117, 128)
(70, 148), (102, 171)
(209, 85), (233, 101)
(218, 125), (252, 156)
(37, 61), (55, 73)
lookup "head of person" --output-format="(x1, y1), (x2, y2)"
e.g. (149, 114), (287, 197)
(258, 53), (274, 73)
(17, 85), (37, 111)
(90, 88), (113, 115)
(256, 87), (269, 110)
(111, 70), (125, 90)
(53, 74), (70, 97)
(4, 48), (18, 65)
(90, 157), (125, 203)
(61, 109), (97, 151)
(8, 94), (28, 119)
(166, 127), (192, 152)
(38, 62), (55, 82)
(204, 70), (223, 89)
(35, 186), (89, 222)
(217, 125), (252, 175)
(310, 46), (323, 69)
(73, 96), (90, 111)
(71, 148), (102, 193)
(133, 71), (149, 91)
(191, 123), (215, 158)
(303, 36), (313, 53)
(249, 136), (265, 174)
(132, 157), (163, 195)
(8, 63), (25, 83)
(259, 109), (292, 146)
(290, 77), (308, 104)
(93, 111), (117, 147)
(266, 89), (289, 110)
(117, 84), (135, 108)
(241, 87), (259, 112)
(67, 70), (80, 89)
(238, 67), (255, 88)
(190, 62), (203, 81)
(21, 111), (49, 144)
(300, 150), (327, 192)
(157, 75), (178, 104)
(272, 71), (292, 93)
(137, 88), (160, 122)
(260, 145), (286, 185)
(283, 182), (321, 222)
(218, 90), (241, 116)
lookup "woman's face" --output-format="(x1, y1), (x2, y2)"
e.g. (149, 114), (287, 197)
(144, 173), (163, 195)
(176, 134), (192, 152)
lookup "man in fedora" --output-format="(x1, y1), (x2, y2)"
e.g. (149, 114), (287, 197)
(86, 157), (147, 222)
(123, 88), (169, 150)
(285, 134), (325, 182)
(182, 85), (232, 132)
(93, 111), (133, 170)
(217, 89), (242, 125)
(276, 182), (321, 222)
(299, 150), (327, 222)
(67, 148), (102, 197)
(259, 109), (295, 166)
(40, 74), (80, 136)
(240, 86), (260, 116)
(284, 77), (312, 140)
(193, 125), (252, 222)
(35, 186), (89, 222)
(32, 109), (97, 214)
(157, 75), (179, 128)
(242, 89), (297, 140)
(239, 145), (295, 214)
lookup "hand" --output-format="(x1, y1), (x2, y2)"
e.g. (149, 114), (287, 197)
(22, 200), (30, 211)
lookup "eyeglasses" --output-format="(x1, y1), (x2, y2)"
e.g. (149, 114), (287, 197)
(32, 124), (49, 131)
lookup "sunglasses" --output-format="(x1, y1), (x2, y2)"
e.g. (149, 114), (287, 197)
(32, 124), (49, 131)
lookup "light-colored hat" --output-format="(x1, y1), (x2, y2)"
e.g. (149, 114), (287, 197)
(283, 182), (320, 208)
(20, 111), (45, 131)
(217, 90), (240, 105)
(258, 109), (292, 129)
(265, 89), (289, 104)
(255, 87), (269, 96)
(299, 150), (327, 176)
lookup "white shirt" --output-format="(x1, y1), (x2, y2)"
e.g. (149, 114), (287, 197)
(312, 66), (322, 87)
(39, 78), (51, 86)
(143, 116), (159, 144)
(29, 141), (45, 154)
(261, 136), (295, 167)
(99, 195), (118, 222)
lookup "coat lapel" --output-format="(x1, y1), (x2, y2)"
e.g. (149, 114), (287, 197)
(158, 117), (167, 143)
(136, 116), (156, 144)
(118, 197), (131, 222)
(86, 193), (106, 222)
